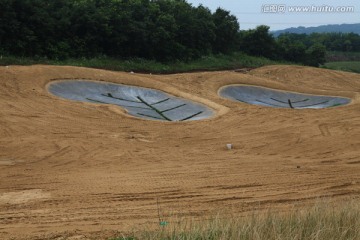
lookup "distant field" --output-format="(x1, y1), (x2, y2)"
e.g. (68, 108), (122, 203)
(326, 51), (360, 62)
(323, 61), (360, 74)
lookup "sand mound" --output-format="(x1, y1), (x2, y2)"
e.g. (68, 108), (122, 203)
(0, 65), (359, 239)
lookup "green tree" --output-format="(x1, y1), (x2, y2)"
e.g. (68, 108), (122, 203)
(277, 35), (306, 63)
(305, 43), (326, 67)
(212, 8), (239, 53)
(240, 25), (277, 59)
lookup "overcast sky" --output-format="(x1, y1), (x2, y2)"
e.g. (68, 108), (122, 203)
(187, 0), (360, 30)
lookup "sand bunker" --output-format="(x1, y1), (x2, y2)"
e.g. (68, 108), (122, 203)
(220, 85), (351, 109)
(48, 80), (214, 121)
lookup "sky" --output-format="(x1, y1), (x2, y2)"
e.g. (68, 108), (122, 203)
(187, 0), (360, 30)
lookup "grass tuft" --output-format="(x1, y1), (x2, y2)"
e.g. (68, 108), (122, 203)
(110, 200), (360, 240)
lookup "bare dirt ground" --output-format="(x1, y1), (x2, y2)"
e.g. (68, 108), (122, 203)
(0, 65), (359, 239)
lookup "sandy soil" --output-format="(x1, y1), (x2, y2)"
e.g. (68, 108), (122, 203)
(0, 65), (359, 239)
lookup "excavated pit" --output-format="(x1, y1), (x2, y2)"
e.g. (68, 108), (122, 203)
(220, 85), (351, 109)
(48, 80), (214, 121)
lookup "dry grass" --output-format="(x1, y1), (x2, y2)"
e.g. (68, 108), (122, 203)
(113, 199), (360, 240)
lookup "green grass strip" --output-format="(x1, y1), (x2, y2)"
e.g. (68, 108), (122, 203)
(0, 52), (285, 74)
(270, 98), (288, 104)
(180, 111), (203, 121)
(297, 100), (330, 108)
(136, 96), (172, 121)
(255, 99), (283, 107)
(292, 98), (310, 103)
(329, 103), (342, 108)
(137, 113), (164, 120)
(151, 98), (170, 106)
(86, 98), (151, 110)
(270, 97), (309, 104)
(102, 93), (141, 103)
(288, 99), (294, 109)
(235, 98), (250, 104)
(161, 104), (186, 113)
(86, 98), (109, 104)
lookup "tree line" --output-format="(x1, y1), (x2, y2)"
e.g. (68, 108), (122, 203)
(0, 0), (239, 61)
(1, 0), (359, 67)
(240, 26), (360, 66)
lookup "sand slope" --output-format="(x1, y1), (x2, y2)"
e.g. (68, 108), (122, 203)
(0, 65), (359, 239)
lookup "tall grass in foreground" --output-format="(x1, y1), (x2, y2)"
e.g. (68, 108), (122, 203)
(112, 200), (360, 240)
